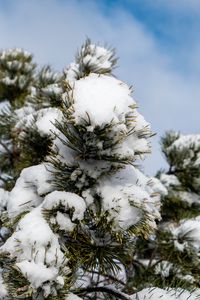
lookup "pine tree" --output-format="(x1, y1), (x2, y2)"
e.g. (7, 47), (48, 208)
(1, 40), (198, 300)
(132, 131), (200, 298)
(0, 40), (162, 300)
(0, 48), (36, 188)
(0, 49), (63, 190)
(0, 49), (63, 257)
(15, 64), (63, 175)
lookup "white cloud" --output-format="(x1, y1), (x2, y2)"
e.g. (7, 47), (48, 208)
(0, 0), (199, 175)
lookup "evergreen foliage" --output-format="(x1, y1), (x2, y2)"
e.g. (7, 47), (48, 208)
(0, 48), (36, 106)
(133, 131), (200, 297)
(0, 48), (35, 188)
(64, 38), (117, 84)
(0, 41), (199, 300)
(0, 40), (162, 300)
(0, 49), (63, 189)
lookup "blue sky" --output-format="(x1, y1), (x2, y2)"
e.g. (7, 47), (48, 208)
(0, 0), (199, 175)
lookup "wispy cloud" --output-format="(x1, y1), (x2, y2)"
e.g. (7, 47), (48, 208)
(0, 0), (199, 174)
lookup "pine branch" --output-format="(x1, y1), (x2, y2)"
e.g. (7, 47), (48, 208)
(0, 140), (11, 154)
(77, 286), (132, 300)
(89, 270), (126, 286)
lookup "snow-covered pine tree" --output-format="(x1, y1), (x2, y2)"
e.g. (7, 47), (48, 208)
(0, 48), (36, 188)
(0, 40), (161, 300)
(0, 49), (63, 256)
(0, 49), (64, 190)
(132, 131), (200, 298)
(15, 64), (64, 175)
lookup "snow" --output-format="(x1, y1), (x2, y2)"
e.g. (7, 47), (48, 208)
(72, 74), (133, 126)
(0, 48), (32, 60)
(15, 105), (35, 121)
(0, 48), (35, 93)
(1, 77), (16, 85)
(0, 227), (10, 246)
(63, 73), (152, 160)
(15, 107), (63, 137)
(160, 174), (200, 206)
(51, 133), (76, 165)
(83, 165), (161, 230)
(1, 190), (86, 292)
(160, 174), (181, 188)
(100, 182), (144, 230)
(180, 275), (195, 283)
(0, 100), (10, 113)
(167, 134), (200, 173)
(81, 44), (114, 70)
(0, 190), (76, 296)
(176, 191), (200, 206)
(48, 74), (152, 176)
(131, 288), (199, 300)
(155, 261), (174, 277)
(35, 108), (62, 136)
(55, 211), (75, 231)
(170, 134), (200, 151)
(138, 259), (185, 282)
(43, 191), (86, 231)
(1, 206), (65, 265)
(7, 164), (53, 218)
(0, 270), (7, 299)
(65, 63), (79, 84)
(65, 43), (115, 84)
(75, 263), (126, 294)
(148, 177), (168, 196)
(114, 128), (151, 158)
(41, 84), (62, 96)
(0, 205), (68, 293)
(16, 260), (60, 289)
(171, 217), (200, 252)
(37, 66), (61, 82)
(43, 191), (86, 218)
(0, 189), (9, 213)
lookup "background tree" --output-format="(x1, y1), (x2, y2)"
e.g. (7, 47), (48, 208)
(0, 49), (63, 190)
(0, 49), (63, 254)
(0, 48), (36, 188)
(132, 131), (200, 297)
